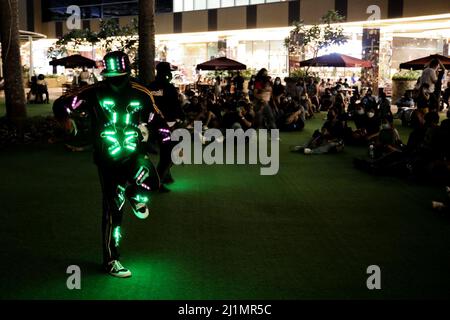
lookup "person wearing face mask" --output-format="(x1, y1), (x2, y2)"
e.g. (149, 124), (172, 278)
(378, 118), (402, 151)
(365, 107), (381, 140)
(300, 92), (314, 119)
(272, 77), (285, 98)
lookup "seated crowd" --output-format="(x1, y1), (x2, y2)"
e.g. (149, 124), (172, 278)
(183, 68), (449, 188)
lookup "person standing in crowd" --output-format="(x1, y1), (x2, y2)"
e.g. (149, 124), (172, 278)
(224, 76), (232, 95)
(148, 62), (185, 192)
(420, 58), (445, 98)
(361, 89), (377, 112)
(307, 78), (320, 112)
(233, 71), (245, 96)
(351, 73), (357, 85)
(79, 67), (91, 86)
(214, 76), (222, 101)
(253, 68), (276, 129)
(318, 79), (327, 95)
(247, 75), (256, 101)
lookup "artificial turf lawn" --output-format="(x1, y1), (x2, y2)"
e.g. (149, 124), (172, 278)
(0, 101), (54, 118)
(0, 114), (450, 300)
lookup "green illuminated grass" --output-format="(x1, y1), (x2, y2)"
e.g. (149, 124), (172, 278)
(0, 115), (449, 299)
(0, 101), (54, 118)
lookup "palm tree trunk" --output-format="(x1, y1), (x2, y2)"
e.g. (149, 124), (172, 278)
(0, 0), (27, 125)
(138, 0), (155, 86)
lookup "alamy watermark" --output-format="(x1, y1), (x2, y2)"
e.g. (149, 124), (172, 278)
(170, 121), (280, 176)
(66, 265), (81, 290)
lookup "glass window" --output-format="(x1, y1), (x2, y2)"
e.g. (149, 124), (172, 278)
(207, 0), (220, 9)
(174, 0), (290, 12)
(184, 0), (194, 11)
(221, 0), (235, 7)
(194, 0), (207, 10)
(173, 0), (183, 12)
(103, 3), (138, 17)
(235, 0), (250, 5)
(156, 0), (173, 13)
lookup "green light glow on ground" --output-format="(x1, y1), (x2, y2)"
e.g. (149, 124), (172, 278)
(2, 115), (450, 299)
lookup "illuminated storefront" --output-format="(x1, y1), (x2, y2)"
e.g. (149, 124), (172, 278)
(19, 1), (450, 89)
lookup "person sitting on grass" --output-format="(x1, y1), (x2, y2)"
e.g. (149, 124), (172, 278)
(378, 91), (392, 122)
(353, 118), (404, 175)
(347, 90), (361, 118)
(348, 104), (371, 145)
(361, 89), (377, 112)
(364, 107), (382, 140)
(290, 108), (344, 155)
(299, 91), (314, 119)
(276, 96), (305, 132)
(396, 90), (415, 110)
(184, 95), (203, 129)
(319, 87), (333, 111)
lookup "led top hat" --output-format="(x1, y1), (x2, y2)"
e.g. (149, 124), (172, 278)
(102, 51), (131, 78)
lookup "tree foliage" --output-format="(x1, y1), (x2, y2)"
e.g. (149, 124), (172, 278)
(47, 19), (138, 59)
(285, 10), (348, 74)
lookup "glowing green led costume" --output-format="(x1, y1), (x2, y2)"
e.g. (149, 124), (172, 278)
(52, 51), (171, 269)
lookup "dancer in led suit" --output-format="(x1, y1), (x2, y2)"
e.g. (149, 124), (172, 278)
(53, 51), (171, 278)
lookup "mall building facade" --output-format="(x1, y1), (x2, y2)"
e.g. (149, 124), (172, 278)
(13, 0), (450, 87)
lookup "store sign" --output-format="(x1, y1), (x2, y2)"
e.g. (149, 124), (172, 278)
(66, 5), (81, 30)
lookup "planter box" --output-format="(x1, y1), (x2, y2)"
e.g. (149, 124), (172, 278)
(391, 79), (416, 104)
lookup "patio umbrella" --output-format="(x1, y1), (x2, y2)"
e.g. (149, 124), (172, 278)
(49, 54), (97, 69)
(399, 54), (450, 70)
(299, 53), (372, 68)
(196, 57), (246, 71)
